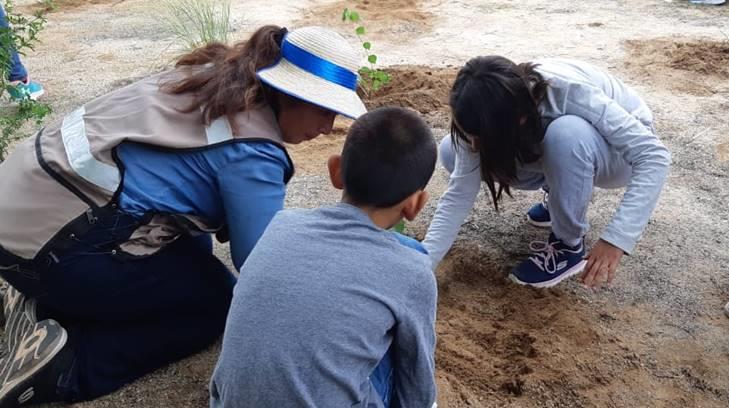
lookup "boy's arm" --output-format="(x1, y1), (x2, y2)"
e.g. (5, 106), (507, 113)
(391, 264), (438, 408)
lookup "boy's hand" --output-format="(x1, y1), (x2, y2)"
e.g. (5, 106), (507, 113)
(581, 239), (624, 288)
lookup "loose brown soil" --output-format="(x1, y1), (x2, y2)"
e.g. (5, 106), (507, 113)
(365, 65), (458, 113)
(297, 0), (434, 37)
(21, 0), (120, 14)
(433, 246), (729, 408)
(624, 38), (729, 96)
(626, 39), (729, 78)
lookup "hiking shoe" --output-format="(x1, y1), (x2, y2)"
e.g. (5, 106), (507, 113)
(724, 302), (729, 318)
(0, 280), (8, 326)
(509, 233), (587, 288)
(7, 79), (44, 101)
(526, 191), (551, 228)
(0, 319), (68, 407)
(3, 285), (23, 322)
(3, 287), (38, 354)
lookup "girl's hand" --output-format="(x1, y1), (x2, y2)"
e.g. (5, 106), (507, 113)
(581, 239), (624, 288)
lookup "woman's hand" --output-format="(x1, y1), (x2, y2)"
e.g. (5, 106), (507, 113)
(581, 239), (624, 288)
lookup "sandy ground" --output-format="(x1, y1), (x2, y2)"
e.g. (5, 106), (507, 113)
(4, 0), (728, 406)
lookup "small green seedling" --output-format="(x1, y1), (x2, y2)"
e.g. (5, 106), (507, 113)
(392, 220), (406, 234)
(342, 8), (403, 234)
(341, 8), (391, 95)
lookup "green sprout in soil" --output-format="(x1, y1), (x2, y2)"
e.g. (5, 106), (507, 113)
(341, 8), (391, 96)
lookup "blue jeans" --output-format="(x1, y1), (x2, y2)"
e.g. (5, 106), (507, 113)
(0, 209), (236, 402)
(0, 4), (28, 81)
(371, 348), (394, 407)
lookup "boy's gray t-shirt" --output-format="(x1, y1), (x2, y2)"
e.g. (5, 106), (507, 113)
(210, 203), (437, 408)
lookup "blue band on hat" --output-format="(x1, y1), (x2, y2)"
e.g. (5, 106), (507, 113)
(281, 36), (358, 91)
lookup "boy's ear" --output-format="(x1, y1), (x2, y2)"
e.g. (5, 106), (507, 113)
(327, 154), (344, 190)
(402, 190), (429, 221)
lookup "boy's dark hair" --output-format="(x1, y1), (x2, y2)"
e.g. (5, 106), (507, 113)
(450, 55), (549, 211)
(341, 107), (436, 208)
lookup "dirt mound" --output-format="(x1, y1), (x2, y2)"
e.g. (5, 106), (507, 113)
(21, 0), (119, 13)
(623, 38), (729, 96)
(432, 244), (729, 407)
(365, 65), (458, 114)
(434, 245), (600, 406)
(625, 39), (729, 78)
(296, 0), (434, 37)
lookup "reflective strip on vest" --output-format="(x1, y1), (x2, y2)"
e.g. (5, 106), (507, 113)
(205, 116), (233, 145)
(61, 107), (121, 192)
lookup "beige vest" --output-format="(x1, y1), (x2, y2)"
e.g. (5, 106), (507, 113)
(0, 69), (293, 262)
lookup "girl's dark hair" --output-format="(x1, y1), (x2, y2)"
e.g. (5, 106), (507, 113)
(162, 25), (288, 126)
(449, 55), (549, 211)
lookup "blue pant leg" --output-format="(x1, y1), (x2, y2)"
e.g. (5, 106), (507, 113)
(0, 4), (28, 81)
(541, 115), (631, 245)
(541, 115), (599, 246)
(370, 347), (394, 408)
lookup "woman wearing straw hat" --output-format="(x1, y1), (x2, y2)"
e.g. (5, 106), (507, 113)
(0, 25), (365, 405)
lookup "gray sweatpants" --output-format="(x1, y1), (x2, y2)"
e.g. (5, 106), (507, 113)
(439, 115), (634, 247)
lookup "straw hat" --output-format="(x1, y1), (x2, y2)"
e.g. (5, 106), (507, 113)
(256, 26), (367, 119)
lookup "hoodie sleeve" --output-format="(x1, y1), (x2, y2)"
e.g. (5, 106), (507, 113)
(423, 147), (482, 268)
(562, 81), (671, 253)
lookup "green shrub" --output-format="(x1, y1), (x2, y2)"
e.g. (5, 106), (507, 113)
(0, 0), (51, 161)
(161, 0), (232, 50)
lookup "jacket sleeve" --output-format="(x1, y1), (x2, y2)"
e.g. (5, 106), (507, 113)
(422, 148), (481, 268)
(217, 145), (289, 270)
(563, 82), (671, 253)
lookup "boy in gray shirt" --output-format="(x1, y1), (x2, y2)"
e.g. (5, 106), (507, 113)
(210, 107), (438, 408)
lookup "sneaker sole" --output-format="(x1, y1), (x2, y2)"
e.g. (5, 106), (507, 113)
(8, 89), (44, 102)
(509, 260), (587, 288)
(526, 214), (551, 228)
(0, 320), (67, 406)
(28, 89), (44, 101)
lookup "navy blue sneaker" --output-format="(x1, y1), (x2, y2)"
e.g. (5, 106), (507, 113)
(509, 234), (587, 288)
(526, 192), (550, 228)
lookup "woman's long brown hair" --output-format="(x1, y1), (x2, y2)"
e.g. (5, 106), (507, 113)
(162, 25), (287, 126)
